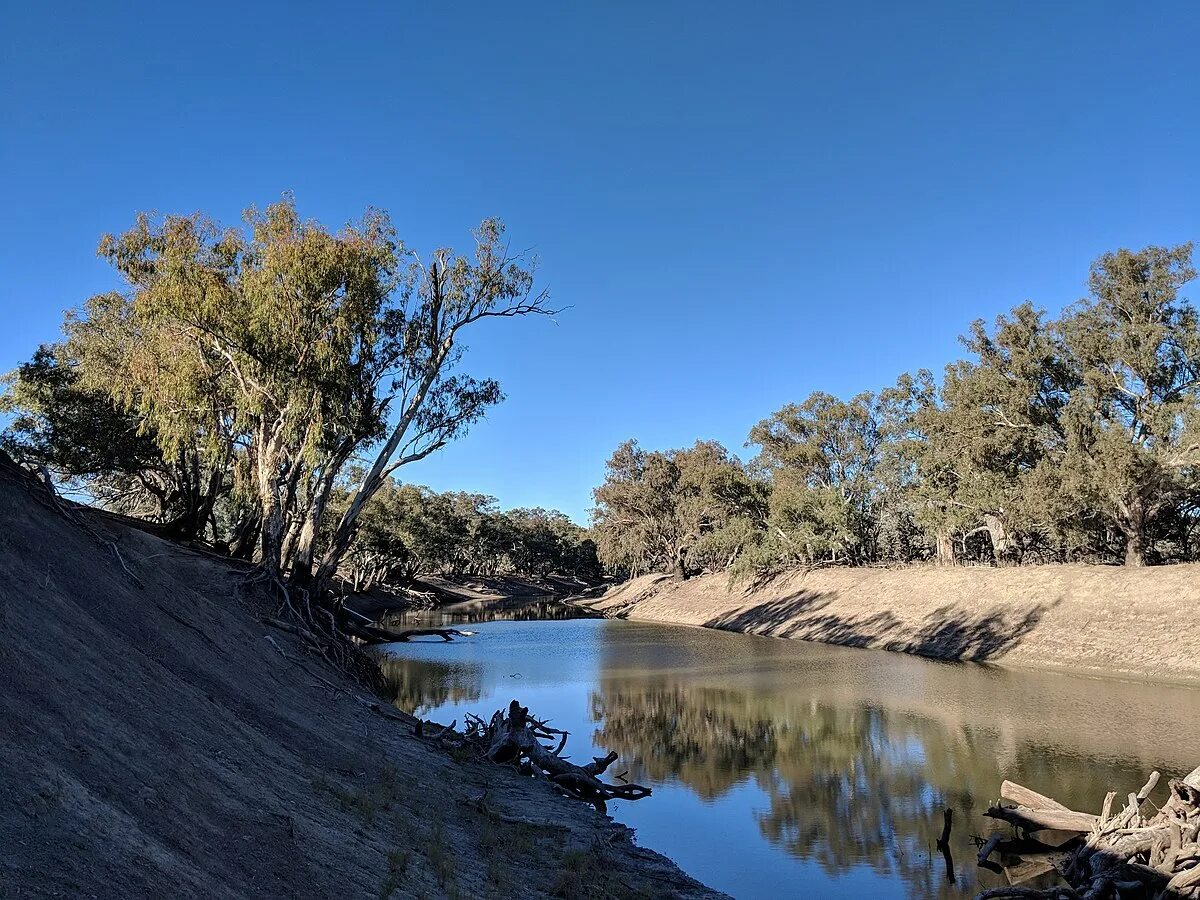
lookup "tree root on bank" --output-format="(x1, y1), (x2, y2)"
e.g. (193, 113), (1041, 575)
(252, 574), (388, 691)
(977, 765), (1200, 899)
(422, 699), (651, 814)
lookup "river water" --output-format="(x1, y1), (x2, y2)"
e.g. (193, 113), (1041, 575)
(379, 600), (1200, 899)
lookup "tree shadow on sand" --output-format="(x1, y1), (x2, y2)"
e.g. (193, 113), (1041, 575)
(705, 592), (1061, 663)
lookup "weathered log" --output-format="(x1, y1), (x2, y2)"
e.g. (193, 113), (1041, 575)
(462, 700), (652, 813)
(978, 888), (1075, 899)
(1185, 765), (1200, 791)
(1166, 861), (1200, 893)
(979, 833), (1004, 864)
(975, 767), (1200, 900)
(344, 619), (474, 644)
(1001, 781), (1071, 812)
(985, 803), (1098, 833)
(1136, 771), (1160, 802)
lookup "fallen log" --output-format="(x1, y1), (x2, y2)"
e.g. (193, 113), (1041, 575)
(1001, 781), (1072, 812)
(975, 766), (1200, 900)
(343, 618), (475, 644)
(984, 803), (1098, 834)
(450, 699), (652, 814)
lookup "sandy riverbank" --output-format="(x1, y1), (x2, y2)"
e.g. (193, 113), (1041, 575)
(577, 565), (1200, 684)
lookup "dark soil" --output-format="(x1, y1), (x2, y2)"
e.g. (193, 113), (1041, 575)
(0, 460), (717, 899)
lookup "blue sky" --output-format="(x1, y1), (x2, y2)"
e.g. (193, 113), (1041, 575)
(2, 2), (1198, 522)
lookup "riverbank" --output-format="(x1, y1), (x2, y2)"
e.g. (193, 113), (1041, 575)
(576, 565), (1200, 683)
(0, 461), (715, 898)
(347, 573), (602, 618)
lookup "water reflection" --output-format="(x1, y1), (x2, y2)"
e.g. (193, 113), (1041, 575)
(381, 595), (597, 627)
(382, 613), (1200, 898)
(377, 655), (482, 715)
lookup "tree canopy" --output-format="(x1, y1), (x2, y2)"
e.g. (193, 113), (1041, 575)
(2, 196), (554, 595)
(591, 242), (1199, 575)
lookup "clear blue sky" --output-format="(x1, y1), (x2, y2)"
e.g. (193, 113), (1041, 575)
(3, 2), (1198, 523)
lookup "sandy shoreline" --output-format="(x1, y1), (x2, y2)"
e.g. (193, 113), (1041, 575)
(575, 565), (1200, 685)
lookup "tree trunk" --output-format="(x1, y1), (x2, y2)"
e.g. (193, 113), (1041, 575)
(256, 431), (286, 578)
(313, 343), (452, 591)
(259, 492), (283, 576)
(672, 545), (690, 581)
(1124, 530), (1146, 567)
(935, 529), (957, 566)
(1119, 498), (1148, 567)
(983, 514), (1010, 564)
(228, 510), (261, 560)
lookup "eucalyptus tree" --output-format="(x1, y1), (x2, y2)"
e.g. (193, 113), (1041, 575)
(591, 440), (677, 576)
(592, 439), (763, 579)
(0, 343), (226, 535)
(321, 476), (600, 586)
(311, 218), (555, 589)
(96, 198), (399, 578)
(2, 302), (235, 539)
(508, 508), (600, 578)
(947, 303), (1077, 562)
(84, 197), (551, 589)
(1056, 243), (1200, 565)
(887, 304), (1076, 564)
(747, 392), (884, 567)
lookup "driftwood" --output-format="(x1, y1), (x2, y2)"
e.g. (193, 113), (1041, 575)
(977, 765), (1200, 899)
(421, 699), (652, 814)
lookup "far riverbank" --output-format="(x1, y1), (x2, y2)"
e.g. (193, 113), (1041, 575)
(572, 564), (1200, 684)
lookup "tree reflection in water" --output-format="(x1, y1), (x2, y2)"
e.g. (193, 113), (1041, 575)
(377, 654), (483, 716)
(381, 596), (596, 628)
(589, 656), (1195, 897)
(377, 616), (1200, 898)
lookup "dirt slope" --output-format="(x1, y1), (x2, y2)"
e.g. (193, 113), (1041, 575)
(0, 462), (715, 899)
(584, 564), (1200, 683)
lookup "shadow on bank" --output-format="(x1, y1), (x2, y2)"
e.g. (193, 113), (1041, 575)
(703, 589), (1061, 662)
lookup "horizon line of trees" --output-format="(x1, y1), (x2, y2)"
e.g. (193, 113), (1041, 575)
(591, 243), (1200, 575)
(327, 478), (600, 591)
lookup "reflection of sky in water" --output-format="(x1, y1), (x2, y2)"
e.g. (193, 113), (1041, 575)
(383, 617), (1200, 899)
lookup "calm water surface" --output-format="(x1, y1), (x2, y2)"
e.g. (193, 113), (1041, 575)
(380, 601), (1200, 899)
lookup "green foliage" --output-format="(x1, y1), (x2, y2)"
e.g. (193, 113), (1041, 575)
(593, 242), (1200, 575)
(746, 391), (885, 568)
(3, 195), (550, 586)
(1056, 244), (1200, 565)
(6, 208), (1197, 579)
(312, 215), (554, 588)
(2, 344), (161, 482)
(591, 439), (765, 578)
(1, 340), (228, 536)
(326, 477), (598, 589)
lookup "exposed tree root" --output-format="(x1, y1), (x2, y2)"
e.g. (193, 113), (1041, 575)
(251, 573), (387, 692)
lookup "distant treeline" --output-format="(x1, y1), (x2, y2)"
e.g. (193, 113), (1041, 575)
(592, 243), (1200, 574)
(327, 479), (599, 591)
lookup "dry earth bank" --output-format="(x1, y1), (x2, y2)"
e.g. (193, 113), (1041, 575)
(580, 565), (1200, 683)
(0, 459), (716, 899)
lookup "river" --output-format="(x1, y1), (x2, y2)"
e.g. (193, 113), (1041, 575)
(378, 600), (1200, 898)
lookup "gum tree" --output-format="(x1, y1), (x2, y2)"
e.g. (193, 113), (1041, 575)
(1057, 243), (1199, 565)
